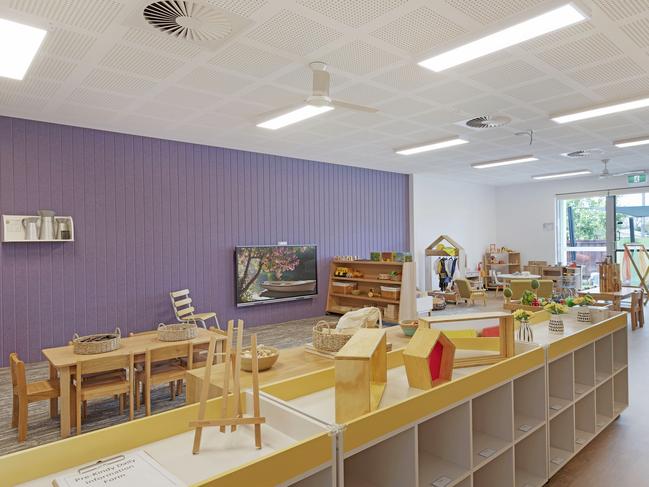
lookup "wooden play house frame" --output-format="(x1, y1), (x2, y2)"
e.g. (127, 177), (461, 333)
(403, 328), (455, 389)
(623, 243), (649, 304)
(418, 312), (515, 368)
(424, 234), (467, 292)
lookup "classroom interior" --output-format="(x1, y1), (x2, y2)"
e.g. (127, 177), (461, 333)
(1, 1), (649, 486)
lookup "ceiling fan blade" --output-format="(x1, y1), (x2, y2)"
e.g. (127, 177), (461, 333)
(330, 99), (379, 113)
(612, 170), (647, 177)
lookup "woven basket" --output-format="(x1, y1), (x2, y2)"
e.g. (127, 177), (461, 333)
(312, 321), (354, 353)
(157, 322), (198, 342)
(72, 328), (121, 355)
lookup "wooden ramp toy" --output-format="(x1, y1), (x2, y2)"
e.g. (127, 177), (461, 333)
(191, 319), (265, 454)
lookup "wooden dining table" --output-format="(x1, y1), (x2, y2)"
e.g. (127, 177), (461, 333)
(41, 328), (227, 438)
(577, 286), (637, 311)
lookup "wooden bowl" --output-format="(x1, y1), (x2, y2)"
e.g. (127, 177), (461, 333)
(399, 320), (419, 337)
(240, 345), (279, 372)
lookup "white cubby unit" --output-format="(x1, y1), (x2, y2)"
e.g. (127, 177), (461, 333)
(549, 406), (575, 476)
(418, 401), (471, 487)
(287, 468), (333, 487)
(573, 344), (595, 397)
(574, 391), (596, 451)
(548, 354), (573, 418)
(344, 427), (417, 487)
(515, 426), (547, 487)
(596, 379), (614, 431)
(1, 214), (74, 242)
(613, 327), (628, 373)
(595, 335), (613, 385)
(472, 383), (513, 470)
(455, 478), (471, 487)
(513, 366), (546, 443)
(614, 368), (629, 415)
(474, 448), (514, 487)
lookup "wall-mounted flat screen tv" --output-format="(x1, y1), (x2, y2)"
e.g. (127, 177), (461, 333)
(235, 245), (318, 307)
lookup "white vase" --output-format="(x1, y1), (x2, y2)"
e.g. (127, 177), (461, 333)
(577, 307), (591, 323)
(516, 320), (534, 343)
(549, 315), (564, 334)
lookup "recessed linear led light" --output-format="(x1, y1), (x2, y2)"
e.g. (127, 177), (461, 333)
(471, 155), (538, 169)
(0, 18), (47, 80)
(256, 105), (334, 130)
(552, 96), (649, 124)
(614, 135), (649, 148)
(395, 137), (468, 155)
(532, 169), (591, 180)
(418, 3), (586, 72)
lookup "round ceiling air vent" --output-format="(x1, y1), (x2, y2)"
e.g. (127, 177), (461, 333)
(143, 1), (231, 41)
(561, 149), (604, 159)
(465, 115), (511, 129)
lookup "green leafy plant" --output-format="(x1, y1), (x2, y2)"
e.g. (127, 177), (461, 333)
(521, 290), (537, 306)
(573, 294), (594, 306)
(544, 302), (568, 315)
(512, 309), (533, 322)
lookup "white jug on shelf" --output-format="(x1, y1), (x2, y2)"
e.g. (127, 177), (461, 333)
(55, 218), (71, 240)
(22, 217), (38, 240)
(38, 210), (55, 240)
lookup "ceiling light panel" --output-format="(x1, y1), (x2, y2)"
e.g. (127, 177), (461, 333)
(552, 95), (649, 123)
(0, 18), (47, 80)
(532, 169), (592, 180)
(472, 155), (538, 169)
(395, 137), (468, 155)
(257, 105), (334, 130)
(614, 136), (649, 148)
(419, 4), (587, 72)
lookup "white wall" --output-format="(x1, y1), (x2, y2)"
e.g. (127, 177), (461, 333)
(495, 175), (632, 264)
(412, 174), (497, 290)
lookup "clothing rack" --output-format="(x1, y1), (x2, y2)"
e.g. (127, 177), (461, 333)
(424, 235), (466, 292)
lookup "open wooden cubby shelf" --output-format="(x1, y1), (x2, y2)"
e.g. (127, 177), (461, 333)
(548, 354), (573, 418)
(549, 406), (575, 476)
(515, 425), (547, 487)
(514, 366), (545, 443)
(472, 383), (513, 470)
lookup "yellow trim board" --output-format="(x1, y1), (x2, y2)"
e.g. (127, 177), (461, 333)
(548, 313), (626, 360)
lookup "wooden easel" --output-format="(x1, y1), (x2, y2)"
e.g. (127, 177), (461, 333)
(190, 319), (265, 454)
(624, 243), (649, 304)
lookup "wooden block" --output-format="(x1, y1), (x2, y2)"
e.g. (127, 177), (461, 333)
(403, 328), (455, 390)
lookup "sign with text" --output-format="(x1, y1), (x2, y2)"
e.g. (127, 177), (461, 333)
(628, 173), (647, 185)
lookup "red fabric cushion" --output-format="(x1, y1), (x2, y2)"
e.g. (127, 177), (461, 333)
(481, 326), (500, 337)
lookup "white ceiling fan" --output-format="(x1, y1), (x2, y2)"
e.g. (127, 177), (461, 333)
(598, 159), (646, 179)
(256, 61), (378, 130)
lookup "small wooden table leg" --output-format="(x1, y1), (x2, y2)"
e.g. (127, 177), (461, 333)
(49, 362), (58, 418)
(59, 366), (71, 438)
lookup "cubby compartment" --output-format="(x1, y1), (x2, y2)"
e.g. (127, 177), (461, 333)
(614, 368), (629, 415)
(472, 383), (513, 469)
(595, 379), (614, 431)
(344, 427), (416, 487)
(418, 402), (471, 487)
(454, 478), (472, 487)
(287, 467), (332, 487)
(513, 367), (545, 442)
(613, 328), (628, 373)
(574, 391), (596, 451)
(473, 448), (514, 487)
(549, 406), (574, 476)
(573, 344), (595, 397)
(514, 426), (547, 487)
(548, 354), (573, 418)
(595, 336), (613, 384)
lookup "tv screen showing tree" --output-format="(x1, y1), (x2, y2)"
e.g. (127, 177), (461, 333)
(235, 245), (318, 306)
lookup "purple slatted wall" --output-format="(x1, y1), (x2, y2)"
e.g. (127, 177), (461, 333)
(0, 116), (409, 365)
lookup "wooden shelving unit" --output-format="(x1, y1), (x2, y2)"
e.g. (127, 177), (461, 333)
(326, 259), (417, 323)
(483, 250), (521, 289)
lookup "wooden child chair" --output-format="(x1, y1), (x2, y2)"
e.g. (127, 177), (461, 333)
(455, 278), (487, 306)
(73, 353), (134, 433)
(170, 289), (220, 330)
(9, 353), (60, 442)
(620, 290), (645, 330)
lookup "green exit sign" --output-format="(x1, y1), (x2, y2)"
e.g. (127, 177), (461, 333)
(628, 173), (647, 185)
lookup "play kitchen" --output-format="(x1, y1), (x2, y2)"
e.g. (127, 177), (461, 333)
(2, 210), (74, 242)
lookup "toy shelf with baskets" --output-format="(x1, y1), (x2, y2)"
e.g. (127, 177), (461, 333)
(326, 260), (417, 323)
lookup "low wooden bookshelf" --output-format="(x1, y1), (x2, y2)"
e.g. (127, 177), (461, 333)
(326, 259), (417, 323)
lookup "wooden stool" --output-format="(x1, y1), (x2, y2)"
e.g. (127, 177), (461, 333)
(620, 291), (644, 330)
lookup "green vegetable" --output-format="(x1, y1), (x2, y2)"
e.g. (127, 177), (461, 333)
(503, 288), (513, 298)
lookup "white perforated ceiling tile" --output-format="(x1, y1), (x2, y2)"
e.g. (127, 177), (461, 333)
(40, 28), (96, 60)
(334, 83), (396, 106)
(371, 65), (437, 91)
(0, 78), (60, 98)
(100, 45), (186, 79)
(179, 67), (252, 94)
(67, 87), (135, 110)
(9, 0), (123, 33)
(275, 66), (351, 94)
(532, 93), (597, 115)
(246, 9), (342, 55)
(444, 0), (546, 24)
(470, 60), (544, 89)
(504, 78), (575, 102)
(296, 0), (408, 27)
(0, 92), (47, 109)
(156, 86), (222, 110)
(370, 6), (466, 54)
(376, 97), (434, 117)
(537, 33), (623, 70)
(244, 84), (303, 107)
(206, 0), (267, 18)
(569, 57), (646, 87)
(419, 81), (485, 105)
(593, 0), (649, 21)
(82, 69), (157, 95)
(324, 40), (401, 75)
(620, 17), (649, 48)
(122, 28), (203, 59)
(208, 42), (292, 77)
(593, 76), (649, 99)
(136, 101), (197, 120)
(523, 21), (595, 51)
(29, 56), (77, 82)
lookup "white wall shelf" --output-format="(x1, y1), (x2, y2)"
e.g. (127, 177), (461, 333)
(2, 214), (74, 243)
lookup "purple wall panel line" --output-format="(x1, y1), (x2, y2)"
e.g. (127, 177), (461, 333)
(0, 116), (409, 366)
